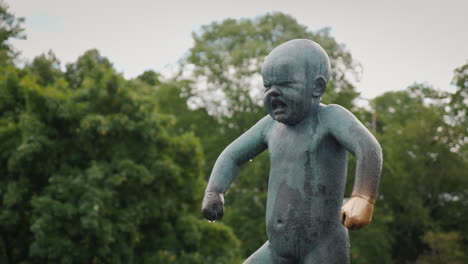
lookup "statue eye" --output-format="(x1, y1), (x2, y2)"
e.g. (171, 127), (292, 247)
(264, 85), (271, 91)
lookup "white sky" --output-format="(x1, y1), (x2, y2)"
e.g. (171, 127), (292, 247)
(7, 0), (468, 99)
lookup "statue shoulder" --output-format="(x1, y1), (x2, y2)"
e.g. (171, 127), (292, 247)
(319, 103), (350, 116)
(318, 104), (355, 129)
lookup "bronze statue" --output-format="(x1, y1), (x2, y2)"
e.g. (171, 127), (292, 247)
(202, 39), (382, 264)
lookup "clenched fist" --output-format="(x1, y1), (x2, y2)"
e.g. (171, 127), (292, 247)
(340, 196), (374, 230)
(202, 191), (225, 221)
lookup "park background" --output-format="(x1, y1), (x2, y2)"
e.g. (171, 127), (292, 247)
(1, 0), (467, 263)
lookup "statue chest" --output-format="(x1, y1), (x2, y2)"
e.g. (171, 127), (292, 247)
(267, 123), (322, 166)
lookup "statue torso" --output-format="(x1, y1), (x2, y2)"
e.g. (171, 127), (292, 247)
(265, 111), (348, 258)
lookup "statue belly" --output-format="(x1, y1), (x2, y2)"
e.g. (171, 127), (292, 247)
(266, 181), (342, 258)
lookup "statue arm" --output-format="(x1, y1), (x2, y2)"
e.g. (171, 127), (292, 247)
(323, 105), (383, 229)
(206, 115), (271, 193)
(202, 116), (271, 221)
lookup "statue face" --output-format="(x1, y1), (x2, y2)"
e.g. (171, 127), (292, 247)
(262, 59), (313, 125)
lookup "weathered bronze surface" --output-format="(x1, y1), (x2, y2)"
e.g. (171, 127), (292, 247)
(202, 39), (383, 264)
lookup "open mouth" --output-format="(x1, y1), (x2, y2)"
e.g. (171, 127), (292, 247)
(271, 98), (286, 110)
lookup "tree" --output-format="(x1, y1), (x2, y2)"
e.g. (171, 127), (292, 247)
(448, 62), (467, 161)
(137, 70), (161, 86)
(370, 83), (468, 263)
(450, 62), (467, 127)
(26, 50), (63, 87)
(414, 232), (466, 264)
(0, 50), (242, 263)
(0, 1), (25, 66)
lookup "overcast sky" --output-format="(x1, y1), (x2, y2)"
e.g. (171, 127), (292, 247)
(7, 0), (468, 99)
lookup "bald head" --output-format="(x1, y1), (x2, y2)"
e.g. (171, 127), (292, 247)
(262, 39), (331, 88)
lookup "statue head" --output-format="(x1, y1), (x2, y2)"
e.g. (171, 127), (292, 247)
(262, 39), (331, 125)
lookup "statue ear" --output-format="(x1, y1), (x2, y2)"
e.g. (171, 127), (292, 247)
(312, 76), (327, 97)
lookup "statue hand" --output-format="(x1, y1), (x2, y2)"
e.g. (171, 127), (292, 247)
(340, 196), (374, 230)
(202, 191), (225, 221)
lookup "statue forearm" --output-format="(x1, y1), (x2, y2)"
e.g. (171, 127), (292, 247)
(205, 150), (242, 194)
(351, 140), (383, 203)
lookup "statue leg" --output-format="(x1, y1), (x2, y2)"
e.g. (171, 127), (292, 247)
(302, 227), (350, 264)
(243, 241), (294, 264)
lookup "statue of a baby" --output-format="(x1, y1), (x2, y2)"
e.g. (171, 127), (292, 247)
(202, 39), (383, 264)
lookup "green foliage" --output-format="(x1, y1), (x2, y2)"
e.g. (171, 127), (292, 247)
(370, 84), (468, 263)
(414, 232), (466, 264)
(26, 51), (63, 87)
(0, 50), (241, 263)
(150, 80), (221, 172)
(449, 62), (467, 161)
(64, 49), (114, 89)
(450, 62), (467, 125)
(137, 70), (161, 87)
(0, 2), (25, 66)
